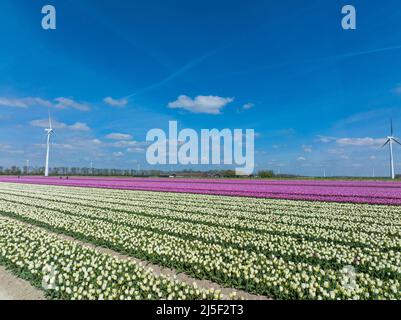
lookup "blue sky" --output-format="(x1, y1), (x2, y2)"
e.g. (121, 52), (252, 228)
(1, 0), (401, 176)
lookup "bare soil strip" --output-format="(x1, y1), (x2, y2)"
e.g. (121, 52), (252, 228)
(0, 266), (45, 300)
(1, 216), (269, 300)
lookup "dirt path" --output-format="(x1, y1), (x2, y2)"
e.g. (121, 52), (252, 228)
(0, 266), (45, 300)
(1, 216), (269, 300)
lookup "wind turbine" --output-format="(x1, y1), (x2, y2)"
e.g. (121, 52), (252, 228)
(382, 120), (401, 179)
(44, 110), (55, 177)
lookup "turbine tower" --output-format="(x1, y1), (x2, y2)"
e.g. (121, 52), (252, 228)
(382, 120), (401, 179)
(44, 110), (55, 177)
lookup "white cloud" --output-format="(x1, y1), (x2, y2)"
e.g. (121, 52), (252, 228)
(69, 122), (90, 131)
(92, 139), (102, 145)
(336, 137), (386, 147)
(0, 97), (52, 108)
(242, 103), (254, 110)
(113, 152), (124, 157)
(54, 97), (91, 111)
(297, 156), (306, 161)
(30, 119), (90, 131)
(168, 95), (234, 114)
(30, 119), (66, 129)
(316, 135), (336, 143)
(302, 145), (312, 153)
(0, 144), (24, 154)
(0, 144), (12, 151)
(0, 96), (91, 111)
(106, 133), (133, 140)
(126, 147), (145, 153)
(327, 148), (345, 155)
(111, 140), (138, 147)
(104, 97), (128, 107)
(317, 135), (387, 147)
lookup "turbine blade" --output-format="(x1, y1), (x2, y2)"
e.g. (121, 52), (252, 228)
(393, 138), (401, 146)
(48, 109), (52, 130)
(382, 139), (390, 147)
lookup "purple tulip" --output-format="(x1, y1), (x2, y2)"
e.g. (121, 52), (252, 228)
(1, 176), (401, 205)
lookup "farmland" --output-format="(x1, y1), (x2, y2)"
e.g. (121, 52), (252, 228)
(0, 179), (400, 300)
(1, 176), (401, 205)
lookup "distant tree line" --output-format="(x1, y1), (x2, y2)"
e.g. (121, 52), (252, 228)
(0, 166), (287, 179)
(0, 166), (151, 177)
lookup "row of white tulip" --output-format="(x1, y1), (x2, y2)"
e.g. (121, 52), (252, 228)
(1, 183), (400, 223)
(0, 193), (399, 281)
(0, 188), (399, 299)
(0, 182), (401, 237)
(0, 183), (401, 218)
(0, 189), (399, 251)
(0, 217), (227, 300)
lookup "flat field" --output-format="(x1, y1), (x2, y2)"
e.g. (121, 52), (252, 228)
(0, 180), (400, 300)
(1, 176), (401, 205)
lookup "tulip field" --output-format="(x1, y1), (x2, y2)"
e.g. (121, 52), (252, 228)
(0, 179), (400, 300)
(1, 176), (401, 205)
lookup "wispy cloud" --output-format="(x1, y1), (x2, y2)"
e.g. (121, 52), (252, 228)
(124, 50), (219, 100)
(302, 145), (312, 153)
(335, 108), (395, 127)
(394, 84), (401, 95)
(0, 96), (90, 111)
(168, 95), (234, 115)
(327, 148), (346, 155)
(113, 152), (124, 157)
(0, 144), (24, 155)
(54, 97), (91, 111)
(30, 119), (90, 131)
(317, 135), (386, 147)
(0, 97), (52, 108)
(336, 137), (386, 147)
(242, 103), (254, 110)
(69, 122), (91, 131)
(224, 44), (401, 77)
(104, 97), (128, 107)
(315, 135), (336, 143)
(126, 147), (145, 153)
(338, 44), (401, 59)
(106, 133), (133, 140)
(111, 140), (138, 148)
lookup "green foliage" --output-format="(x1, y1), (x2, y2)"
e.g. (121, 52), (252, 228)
(258, 170), (275, 178)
